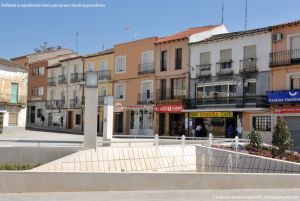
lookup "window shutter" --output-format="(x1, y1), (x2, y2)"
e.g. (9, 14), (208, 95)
(200, 52), (210, 65)
(291, 36), (300, 50)
(220, 49), (232, 61)
(244, 45), (256, 59)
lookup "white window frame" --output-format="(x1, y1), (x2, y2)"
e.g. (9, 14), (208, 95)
(87, 62), (94, 72)
(287, 33), (300, 50)
(141, 80), (153, 100)
(114, 83), (125, 100)
(100, 86), (108, 96)
(100, 60), (108, 71)
(141, 51), (154, 64)
(115, 56), (126, 73)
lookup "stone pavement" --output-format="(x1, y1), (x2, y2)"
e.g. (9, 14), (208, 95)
(0, 189), (299, 201)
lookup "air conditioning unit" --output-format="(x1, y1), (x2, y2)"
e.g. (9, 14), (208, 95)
(272, 33), (282, 42)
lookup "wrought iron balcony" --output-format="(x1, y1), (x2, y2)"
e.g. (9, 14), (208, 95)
(196, 64), (211, 77)
(48, 77), (56, 86)
(58, 75), (67, 84)
(98, 70), (112, 81)
(138, 62), (155, 75)
(270, 49), (300, 67)
(46, 100), (66, 109)
(0, 93), (27, 106)
(137, 92), (154, 104)
(240, 58), (257, 73)
(70, 73), (85, 83)
(156, 88), (187, 103)
(216, 60), (234, 75)
(69, 99), (83, 108)
(183, 95), (268, 109)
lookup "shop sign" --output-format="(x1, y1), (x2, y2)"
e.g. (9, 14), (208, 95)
(153, 105), (183, 113)
(274, 107), (300, 114)
(190, 111), (233, 118)
(268, 90), (300, 104)
(125, 105), (153, 111)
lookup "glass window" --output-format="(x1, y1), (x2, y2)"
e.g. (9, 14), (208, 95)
(253, 116), (271, 131)
(205, 85), (228, 98)
(75, 114), (81, 125)
(291, 77), (300, 90)
(244, 81), (256, 96)
(100, 60), (108, 71)
(115, 56), (126, 72)
(115, 84), (125, 99)
(10, 83), (18, 104)
(175, 48), (182, 70)
(197, 87), (204, 98)
(160, 51), (167, 71)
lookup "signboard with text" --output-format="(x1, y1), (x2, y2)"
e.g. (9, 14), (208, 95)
(190, 111), (233, 118)
(274, 107), (300, 114)
(153, 105), (183, 113)
(268, 90), (300, 104)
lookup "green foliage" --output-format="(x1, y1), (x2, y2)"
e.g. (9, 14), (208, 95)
(272, 117), (293, 158)
(247, 129), (263, 149)
(0, 163), (40, 170)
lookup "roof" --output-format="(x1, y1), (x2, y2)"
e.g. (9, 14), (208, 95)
(47, 63), (62, 69)
(0, 58), (28, 70)
(270, 19), (300, 30)
(156, 25), (219, 44)
(10, 48), (73, 61)
(83, 48), (114, 59)
(190, 27), (270, 45)
(60, 56), (82, 62)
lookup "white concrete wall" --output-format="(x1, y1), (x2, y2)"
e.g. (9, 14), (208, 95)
(189, 25), (229, 43)
(190, 32), (272, 78)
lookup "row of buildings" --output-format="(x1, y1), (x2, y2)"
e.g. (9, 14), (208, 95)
(2, 19), (300, 149)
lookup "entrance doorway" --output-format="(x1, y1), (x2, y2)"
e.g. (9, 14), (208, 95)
(0, 113), (3, 134)
(30, 106), (35, 123)
(68, 111), (74, 129)
(169, 113), (185, 136)
(159, 113), (165, 135)
(115, 112), (123, 134)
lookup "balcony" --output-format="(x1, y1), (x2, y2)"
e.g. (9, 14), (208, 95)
(196, 64), (211, 77)
(137, 92), (154, 104)
(0, 93), (27, 106)
(216, 60), (234, 75)
(58, 75), (67, 84)
(48, 77), (56, 86)
(270, 49), (300, 68)
(183, 95), (268, 110)
(156, 88), (187, 103)
(138, 62), (155, 75)
(240, 58), (257, 74)
(46, 100), (66, 109)
(70, 73), (85, 83)
(69, 99), (83, 109)
(98, 70), (112, 81)
(98, 96), (105, 105)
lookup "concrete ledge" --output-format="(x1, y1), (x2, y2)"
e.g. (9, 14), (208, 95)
(0, 172), (300, 193)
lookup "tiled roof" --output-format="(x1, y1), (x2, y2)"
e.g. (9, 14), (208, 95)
(156, 25), (219, 44)
(270, 19), (300, 29)
(10, 48), (73, 61)
(0, 58), (28, 70)
(83, 48), (114, 59)
(60, 56), (82, 62)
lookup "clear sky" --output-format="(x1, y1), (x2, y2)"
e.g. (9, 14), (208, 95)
(1, 0), (300, 59)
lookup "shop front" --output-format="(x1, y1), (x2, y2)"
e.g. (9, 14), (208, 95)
(127, 105), (154, 135)
(154, 104), (185, 136)
(189, 111), (239, 138)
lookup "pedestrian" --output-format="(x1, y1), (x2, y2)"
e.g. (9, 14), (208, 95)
(41, 115), (45, 126)
(227, 124), (234, 138)
(195, 123), (202, 137)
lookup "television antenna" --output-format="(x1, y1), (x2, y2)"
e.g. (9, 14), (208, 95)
(244, 0), (248, 30)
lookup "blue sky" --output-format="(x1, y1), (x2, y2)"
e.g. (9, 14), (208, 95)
(0, 0), (300, 59)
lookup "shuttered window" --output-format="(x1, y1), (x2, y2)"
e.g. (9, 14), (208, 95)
(115, 84), (125, 99)
(8, 113), (18, 126)
(115, 56), (126, 72)
(10, 83), (18, 104)
(244, 45), (256, 59)
(200, 52), (210, 65)
(175, 48), (182, 70)
(220, 49), (232, 61)
(291, 36), (300, 50)
(100, 60), (108, 71)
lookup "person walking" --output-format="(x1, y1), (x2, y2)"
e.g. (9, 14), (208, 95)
(41, 115), (45, 126)
(195, 123), (202, 137)
(227, 124), (234, 138)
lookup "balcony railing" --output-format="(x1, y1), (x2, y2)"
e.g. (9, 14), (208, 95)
(58, 75), (67, 84)
(138, 62), (155, 75)
(46, 100), (65, 109)
(98, 70), (112, 81)
(0, 93), (27, 105)
(216, 60), (234, 75)
(137, 92), (154, 104)
(70, 73), (85, 83)
(183, 95), (268, 109)
(98, 96), (105, 105)
(156, 88), (187, 103)
(270, 49), (300, 68)
(240, 58), (257, 73)
(69, 99), (83, 108)
(48, 77), (56, 86)
(196, 64), (211, 77)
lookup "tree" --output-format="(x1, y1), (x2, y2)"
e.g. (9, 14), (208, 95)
(33, 42), (62, 53)
(247, 129), (263, 149)
(272, 117), (293, 158)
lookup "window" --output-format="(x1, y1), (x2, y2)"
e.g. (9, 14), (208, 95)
(219, 49), (232, 69)
(32, 67), (44, 76)
(10, 83), (18, 104)
(87, 63), (94, 72)
(100, 60), (108, 71)
(197, 83), (236, 98)
(200, 52), (210, 65)
(244, 80), (256, 96)
(171, 78), (186, 98)
(115, 84), (125, 100)
(175, 48), (182, 70)
(253, 116), (271, 131)
(8, 113), (18, 126)
(291, 76), (300, 90)
(160, 51), (167, 71)
(32, 87), (43, 96)
(141, 80), (153, 100)
(141, 51), (154, 71)
(115, 56), (126, 73)
(75, 114), (81, 125)
(37, 109), (43, 118)
(244, 45), (256, 59)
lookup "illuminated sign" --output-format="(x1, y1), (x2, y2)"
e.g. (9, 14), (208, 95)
(153, 105), (183, 113)
(190, 111), (233, 118)
(268, 90), (300, 104)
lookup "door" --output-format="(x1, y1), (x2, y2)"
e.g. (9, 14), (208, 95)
(30, 106), (35, 123)
(160, 79), (166, 100)
(0, 113), (3, 134)
(115, 112), (123, 134)
(159, 113), (165, 135)
(142, 51), (153, 71)
(284, 116), (300, 151)
(141, 81), (152, 102)
(68, 111), (74, 129)
(10, 83), (18, 104)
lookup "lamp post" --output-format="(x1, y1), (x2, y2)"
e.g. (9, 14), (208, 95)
(83, 71), (98, 149)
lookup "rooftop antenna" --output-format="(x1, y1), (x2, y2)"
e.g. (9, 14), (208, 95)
(102, 44), (105, 51)
(244, 0), (248, 30)
(75, 32), (79, 53)
(221, 0), (224, 24)
(124, 26), (131, 41)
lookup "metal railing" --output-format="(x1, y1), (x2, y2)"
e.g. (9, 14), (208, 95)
(137, 92), (154, 104)
(270, 48), (300, 67)
(58, 75), (67, 84)
(138, 62), (155, 75)
(98, 70), (112, 81)
(196, 64), (211, 77)
(48, 77), (56, 86)
(46, 100), (66, 109)
(156, 88), (187, 103)
(70, 73), (85, 83)
(216, 60), (234, 75)
(0, 93), (27, 105)
(69, 99), (83, 108)
(240, 58), (257, 73)
(183, 95), (269, 109)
